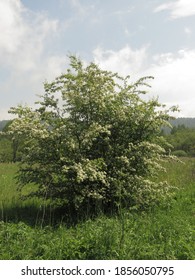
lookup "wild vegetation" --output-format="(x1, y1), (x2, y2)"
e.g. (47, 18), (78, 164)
(0, 57), (194, 259)
(0, 159), (194, 259)
(165, 125), (195, 157)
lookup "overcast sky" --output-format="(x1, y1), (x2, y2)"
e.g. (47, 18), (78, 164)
(1, 0), (195, 120)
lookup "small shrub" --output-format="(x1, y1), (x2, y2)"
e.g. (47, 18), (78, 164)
(172, 150), (188, 157)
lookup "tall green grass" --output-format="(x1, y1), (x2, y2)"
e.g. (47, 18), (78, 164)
(0, 163), (43, 225)
(0, 159), (194, 259)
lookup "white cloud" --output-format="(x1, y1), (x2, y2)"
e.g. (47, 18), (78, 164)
(184, 27), (192, 35)
(93, 45), (148, 78)
(0, 0), (25, 54)
(0, 0), (64, 120)
(154, 0), (195, 19)
(70, 0), (86, 17)
(154, 3), (173, 13)
(144, 49), (195, 116)
(93, 46), (195, 117)
(0, 0), (59, 71)
(70, 0), (95, 19)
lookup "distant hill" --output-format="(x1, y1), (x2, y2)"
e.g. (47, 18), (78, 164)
(170, 118), (195, 129)
(0, 120), (10, 131)
(162, 118), (195, 134)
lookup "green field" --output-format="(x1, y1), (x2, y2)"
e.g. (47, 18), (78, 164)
(0, 159), (195, 260)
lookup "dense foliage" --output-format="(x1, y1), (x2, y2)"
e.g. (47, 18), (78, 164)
(166, 125), (195, 157)
(7, 56), (176, 215)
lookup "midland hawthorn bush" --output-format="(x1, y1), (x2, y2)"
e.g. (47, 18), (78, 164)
(8, 56), (176, 216)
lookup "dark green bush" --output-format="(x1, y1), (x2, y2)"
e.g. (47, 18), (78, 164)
(172, 150), (188, 157)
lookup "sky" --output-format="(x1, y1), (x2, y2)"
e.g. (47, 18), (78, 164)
(1, 0), (195, 120)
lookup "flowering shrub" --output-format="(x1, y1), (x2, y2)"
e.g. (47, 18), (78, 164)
(8, 56), (176, 215)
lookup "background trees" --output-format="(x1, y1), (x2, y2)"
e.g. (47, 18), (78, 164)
(0, 120), (23, 162)
(8, 56), (176, 217)
(166, 125), (195, 157)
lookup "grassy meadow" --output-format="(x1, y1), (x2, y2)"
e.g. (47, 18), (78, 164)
(0, 158), (195, 260)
